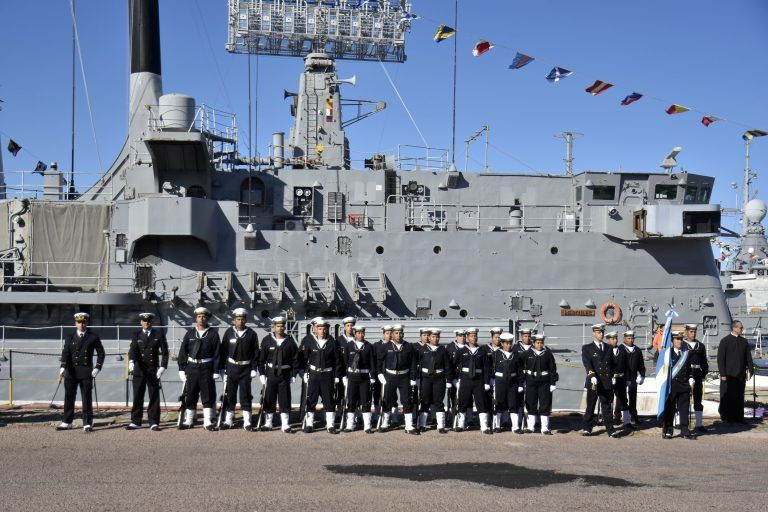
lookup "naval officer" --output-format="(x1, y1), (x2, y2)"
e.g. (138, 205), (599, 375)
(683, 324), (709, 432)
(581, 324), (619, 437)
(219, 308), (260, 431)
(178, 307), (220, 431)
(126, 312), (168, 431)
(606, 331), (630, 428)
(57, 312), (105, 432)
(661, 331), (696, 439)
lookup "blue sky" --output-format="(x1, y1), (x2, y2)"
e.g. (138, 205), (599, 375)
(1, 0), (767, 232)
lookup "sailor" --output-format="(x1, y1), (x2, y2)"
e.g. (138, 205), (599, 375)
(372, 325), (393, 420)
(343, 325), (377, 433)
(684, 324), (709, 432)
(513, 328), (533, 427)
(376, 324), (419, 434)
(418, 328), (429, 348)
(57, 312), (105, 432)
(485, 327), (503, 430)
(219, 308), (259, 431)
(445, 329), (466, 426)
(661, 331), (696, 439)
(523, 334), (558, 435)
(455, 327), (492, 434)
(606, 331), (630, 429)
(258, 316), (299, 433)
(418, 328), (453, 434)
(492, 333), (523, 433)
(620, 331), (645, 426)
(302, 318), (343, 434)
(717, 320), (754, 424)
(581, 324), (619, 437)
(341, 316), (356, 343)
(126, 312), (169, 431)
(178, 307), (220, 431)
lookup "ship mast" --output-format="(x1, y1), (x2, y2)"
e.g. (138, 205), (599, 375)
(742, 139), (753, 234)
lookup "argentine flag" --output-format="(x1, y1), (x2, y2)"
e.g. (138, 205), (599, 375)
(655, 309), (679, 419)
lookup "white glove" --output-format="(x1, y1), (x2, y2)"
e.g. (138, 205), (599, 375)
(128, 361), (135, 373)
(636, 375), (644, 385)
(259, 375), (266, 385)
(549, 385), (557, 393)
(157, 367), (165, 379)
(410, 380), (417, 386)
(91, 368), (100, 378)
(370, 379), (376, 384)
(378, 373), (387, 385)
(517, 386), (524, 393)
(590, 376), (597, 386)
(484, 384), (491, 391)
(303, 372), (309, 383)
(688, 377), (694, 387)
(213, 373), (220, 380)
(289, 377), (296, 384)
(179, 371), (186, 382)
(611, 377), (616, 385)
(59, 367), (65, 376)
(342, 377), (348, 386)
(250, 370), (257, 378)
(446, 382), (453, 389)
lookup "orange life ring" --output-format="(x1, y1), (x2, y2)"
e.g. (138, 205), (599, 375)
(600, 302), (622, 325)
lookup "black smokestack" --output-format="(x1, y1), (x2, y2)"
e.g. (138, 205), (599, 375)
(130, 0), (161, 75)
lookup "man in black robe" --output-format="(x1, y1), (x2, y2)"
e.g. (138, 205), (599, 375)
(717, 321), (753, 423)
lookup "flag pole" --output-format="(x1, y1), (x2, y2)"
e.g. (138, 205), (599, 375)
(68, 0), (77, 199)
(451, 0), (458, 164)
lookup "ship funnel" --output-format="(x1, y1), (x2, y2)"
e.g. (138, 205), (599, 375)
(128, 0), (163, 128)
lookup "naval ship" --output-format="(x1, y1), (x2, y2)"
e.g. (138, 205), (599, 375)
(0, 1), (730, 411)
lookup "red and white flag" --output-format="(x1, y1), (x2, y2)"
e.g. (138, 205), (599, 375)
(472, 40), (494, 57)
(585, 80), (613, 96)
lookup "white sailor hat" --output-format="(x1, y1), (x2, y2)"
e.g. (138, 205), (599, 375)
(428, 328), (441, 335)
(314, 318), (329, 327)
(534, 334), (546, 341)
(271, 316), (286, 324)
(392, 324), (404, 331)
(623, 331), (635, 338)
(232, 308), (248, 317)
(354, 325), (366, 332)
(605, 331), (618, 338)
(466, 328), (479, 334)
(194, 307), (211, 317)
(684, 324), (697, 330)
(454, 329), (466, 335)
(342, 316), (356, 325)
(499, 332), (514, 342)
(74, 312), (90, 321)
(138, 312), (154, 321)
(518, 328), (532, 334)
(672, 330), (684, 339)
(490, 327), (503, 334)
(310, 316), (323, 325)
(382, 325), (393, 331)
(592, 324), (606, 332)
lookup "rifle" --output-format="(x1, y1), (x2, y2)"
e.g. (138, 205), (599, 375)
(299, 373), (309, 429)
(159, 380), (168, 422)
(376, 383), (386, 430)
(217, 374), (229, 428)
(452, 380), (461, 430)
(176, 381), (187, 428)
(338, 379), (350, 431)
(255, 381), (267, 430)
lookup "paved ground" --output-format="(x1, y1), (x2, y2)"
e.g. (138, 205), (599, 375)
(1, 409), (766, 512)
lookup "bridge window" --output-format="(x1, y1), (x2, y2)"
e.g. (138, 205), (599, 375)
(592, 186), (616, 201)
(685, 186), (698, 202)
(240, 177), (265, 206)
(654, 184), (677, 200)
(698, 185), (711, 203)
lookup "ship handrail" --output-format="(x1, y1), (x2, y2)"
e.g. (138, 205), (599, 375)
(0, 170), (115, 201)
(1, 261), (134, 293)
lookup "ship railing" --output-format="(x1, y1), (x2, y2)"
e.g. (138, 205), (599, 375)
(146, 104), (238, 142)
(396, 145), (450, 172)
(0, 170), (115, 201)
(0, 261), (134, 293)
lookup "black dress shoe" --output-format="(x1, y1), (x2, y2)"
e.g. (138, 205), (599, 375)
(513, 428), (523, 434)
(219, 423), (230, 430)
(365, 428), (374, 434)
(493, 427), (502, 433)
(453, 427), (464, 433)
(244, 425), (254, 432)
(282, 428), (293, 434)
(83, 426), (93, 433)
(482, 429), (492, 435)
(406, 429), (420, 436)
(543, 430), (553, 436)
(438, 428), (448, 434)
(204, 425), (217, 432)
(260, 426), (271, 432)
(125, 424), (141, 430)
(150, 425), (160, 432)
(178, 423), (190, 430)
(696, 426), (708, 433)
(609, 431), (621, 438)
(663, 431), (673, 439)
(303, 426), (313, 434)
(581, 430), (591, 437)
(327, 427), (337, 434)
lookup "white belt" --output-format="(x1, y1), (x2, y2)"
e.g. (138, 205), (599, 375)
(494, 372), (517, 378)
(267, 363), (291, 369)
(347, 368), (370, 374)
(525, 370), (549, 376)
(309, 365), (333, 372)
(462, 368), (482, 374)
(613, 373), (625, 377)
(227, 358), (251, 366)
(188, 357), (213, 364)
(691, 365), (702, 369)
(422, 368), (444, 374)
(386, 369), (409, 375)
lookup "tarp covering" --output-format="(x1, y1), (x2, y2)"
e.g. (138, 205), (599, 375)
(29, 202), (112, 291)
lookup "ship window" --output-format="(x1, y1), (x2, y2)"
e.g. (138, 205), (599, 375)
(698, 185), (711, 203)
(592, 186), (616, 201)
(186, 185), (206, 199)
(240, 177), (265, 205)
(685, 186), (698, 202)
(655, 184), (677, 200)
(576, 186), (582, 202)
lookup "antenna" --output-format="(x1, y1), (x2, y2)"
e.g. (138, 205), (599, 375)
(556, 131), (582, 176)
(69, 0), (76, 199)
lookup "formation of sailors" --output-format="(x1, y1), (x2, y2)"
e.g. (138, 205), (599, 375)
(52, 310), (752, 439)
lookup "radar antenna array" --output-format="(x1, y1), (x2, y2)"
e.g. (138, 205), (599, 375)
(226, 0), (414, 63)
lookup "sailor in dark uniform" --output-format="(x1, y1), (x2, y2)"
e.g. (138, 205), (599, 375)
(372, 325), (392, 420)
(445, 329), (466, 425)
(606, 331), (630, 428)
(343, 325), (377, 433)
(684, 324), (709, 432)
(126, 312), (169, 431)
(418, 328), (453, 433)
(303, 318), (343, 434)
(178, 307), (221, 431)
(512, 328), (533, 427)
(581, 324), (619, 437)
(455, 327), (492, 434)
(524, 334), (558, 435)
(376, 324), (419, 434)
(418, 328), (429, 347)
(661, 331), (697, 439)
(219, 308), (259, 431)
(257, 316), (299, 433)
(485, 327), (503, 430)
(492, 333), (523, 433)
(57, 312), (105, 432)
(620, 331), (645, 426)
(340, 316), (356, 344)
